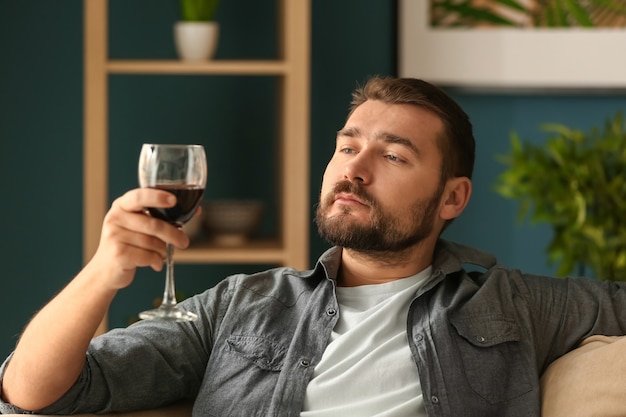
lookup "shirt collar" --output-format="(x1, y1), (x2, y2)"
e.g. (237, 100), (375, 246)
(313, 240), (496, 283)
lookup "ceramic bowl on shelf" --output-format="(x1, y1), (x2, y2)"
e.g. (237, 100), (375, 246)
(203, 199), (265, 246)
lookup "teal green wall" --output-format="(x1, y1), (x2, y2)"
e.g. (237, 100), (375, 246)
(0, 0), (396, 359)
(2, 0), (626, 362)
(1, 1), (84, 360)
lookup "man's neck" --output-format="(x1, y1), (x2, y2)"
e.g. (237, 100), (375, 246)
(337, 241), (436, 287)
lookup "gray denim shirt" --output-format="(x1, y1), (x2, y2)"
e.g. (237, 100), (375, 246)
(3, 239), (626, 416)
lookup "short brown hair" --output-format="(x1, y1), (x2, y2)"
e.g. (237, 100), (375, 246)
(349, 76), (475, 182)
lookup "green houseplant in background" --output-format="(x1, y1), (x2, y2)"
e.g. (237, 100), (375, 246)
(174, 0), (221, 60)
(494, 112), (626, 281)
(179, 0), (220, 21)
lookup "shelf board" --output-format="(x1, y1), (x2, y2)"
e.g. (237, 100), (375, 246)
(174, 238), (285, 264)
(107, 60), (289, 75)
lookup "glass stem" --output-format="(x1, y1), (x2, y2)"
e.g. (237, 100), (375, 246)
(161, 243), (178, 308)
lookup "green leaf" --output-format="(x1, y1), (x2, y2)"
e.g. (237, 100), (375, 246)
(562, 0), (595, 27)
(179, 0), (220, 21)
(492, 0), (528, 12)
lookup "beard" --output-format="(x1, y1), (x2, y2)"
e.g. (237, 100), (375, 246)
(315, 179), (444, 253)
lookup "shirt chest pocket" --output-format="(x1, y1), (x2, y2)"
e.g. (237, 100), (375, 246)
(200, 335), (288, 417)
(449, 315), (533, 404)
(226, 334), (286, 371)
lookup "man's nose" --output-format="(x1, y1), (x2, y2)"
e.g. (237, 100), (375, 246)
(343, 152), (371, 184)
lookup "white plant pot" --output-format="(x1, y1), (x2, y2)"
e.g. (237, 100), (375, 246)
(174, 22), (219, 61)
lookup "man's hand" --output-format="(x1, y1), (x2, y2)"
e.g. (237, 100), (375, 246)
(87, 188), (191, 290)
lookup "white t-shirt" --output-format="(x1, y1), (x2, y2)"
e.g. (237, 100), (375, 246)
(301, 268), (432, 416)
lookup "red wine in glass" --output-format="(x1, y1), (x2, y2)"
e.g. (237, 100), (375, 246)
(146, 185), (205, 227)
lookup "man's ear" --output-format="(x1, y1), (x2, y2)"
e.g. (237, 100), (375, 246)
(440, 177), (472, 221)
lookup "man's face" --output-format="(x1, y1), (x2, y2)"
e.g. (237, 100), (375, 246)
(316, 100), (447, 252)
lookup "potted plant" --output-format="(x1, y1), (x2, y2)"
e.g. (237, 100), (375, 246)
(493, 112), (626, 281)
(174, 0), (221, 61)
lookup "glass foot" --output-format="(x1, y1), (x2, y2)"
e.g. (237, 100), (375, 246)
(139, 305), (198, 322)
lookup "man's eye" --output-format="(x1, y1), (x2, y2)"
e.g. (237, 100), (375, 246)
(340, 147), (356, 154)
(386, 154), (404, 163)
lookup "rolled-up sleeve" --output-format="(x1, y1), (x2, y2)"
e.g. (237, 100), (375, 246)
(0, 292), (213, 415)
(0, 353), (31, 415)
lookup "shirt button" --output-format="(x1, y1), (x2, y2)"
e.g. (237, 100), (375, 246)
(326, 308), (337, 316)
(414, 334), (424, 342)
(300, 359), (310, 368)
(431, 395), (440, 404)
(477, 336), (486, 343)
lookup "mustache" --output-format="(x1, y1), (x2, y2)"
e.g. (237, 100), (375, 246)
(330, 180), (377, 207)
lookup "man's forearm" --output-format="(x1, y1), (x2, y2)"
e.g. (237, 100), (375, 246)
(1, 263), (117, 411)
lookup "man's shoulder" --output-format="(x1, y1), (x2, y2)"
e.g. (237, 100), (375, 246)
(222, 264), (327, 304)
(434, 239), (498, 274)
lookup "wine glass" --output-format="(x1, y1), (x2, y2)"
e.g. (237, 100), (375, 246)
(138, 144), (207, 321)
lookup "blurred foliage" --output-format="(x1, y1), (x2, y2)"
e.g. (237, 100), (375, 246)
(494, 112), (626, 280)
(431, 0), (626, 28)
(179, 0), (220, 21)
